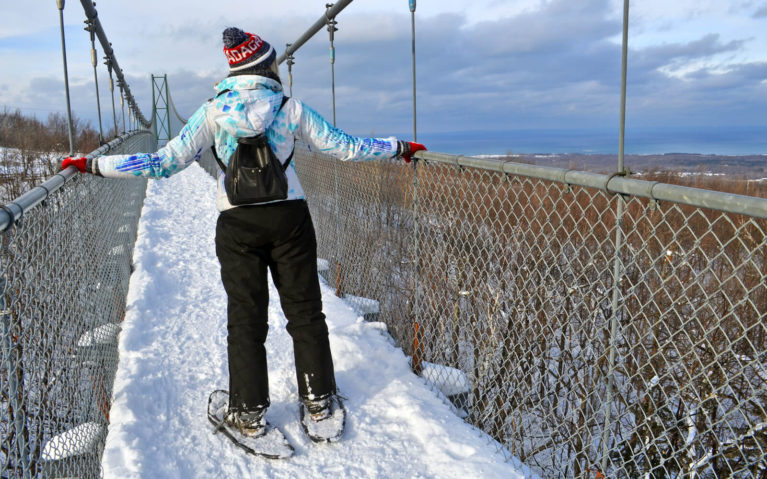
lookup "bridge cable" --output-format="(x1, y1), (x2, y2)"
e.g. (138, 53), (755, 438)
(106, 60), (119, 138)
(325, 3), (344, 296)
(410, 0), (418, 142)
(326, 4), (338, 127)
(56, 0), (76, 155)
(167, 86), (188, 125)
(85, 17), (105, 144)
(120, 87), (126, 133)
(286, 44), (295, 97)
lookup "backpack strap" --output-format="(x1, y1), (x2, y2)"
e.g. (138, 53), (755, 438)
(210, 94), (292, 173)
(210, 143), (227, 173)
(210, 89), (231, 172)
(279, 95), (295, 171)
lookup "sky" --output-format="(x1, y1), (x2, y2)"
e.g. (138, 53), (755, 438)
(1, 0), (766, 155)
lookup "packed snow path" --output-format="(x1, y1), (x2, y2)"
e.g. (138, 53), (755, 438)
(101, 163), (527, 478)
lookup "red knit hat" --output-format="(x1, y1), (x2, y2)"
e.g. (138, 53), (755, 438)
(222, 27), (275, 72)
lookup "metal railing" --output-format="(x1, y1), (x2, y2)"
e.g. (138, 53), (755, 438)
(1, 131), (152, 478)
(203, 144), (767, 477)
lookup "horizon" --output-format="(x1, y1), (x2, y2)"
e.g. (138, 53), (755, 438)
(2, 107), (765, 158)
(391, 125), (767, 157)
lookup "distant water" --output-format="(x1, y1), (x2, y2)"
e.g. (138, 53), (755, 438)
(409, 126), (767, 156)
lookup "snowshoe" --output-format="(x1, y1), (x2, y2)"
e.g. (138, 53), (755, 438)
(299, 394), (346, 443)
(207, 390), (294, 459)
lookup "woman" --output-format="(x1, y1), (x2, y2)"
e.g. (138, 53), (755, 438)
(62, 27), (426, 443)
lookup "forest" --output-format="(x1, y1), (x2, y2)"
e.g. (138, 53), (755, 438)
(0, 109), (103, 202)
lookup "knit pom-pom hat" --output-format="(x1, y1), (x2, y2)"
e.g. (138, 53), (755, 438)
(222, 27), (276, 72)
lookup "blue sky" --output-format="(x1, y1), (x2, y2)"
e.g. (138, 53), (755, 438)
(0, 0), (765, 154)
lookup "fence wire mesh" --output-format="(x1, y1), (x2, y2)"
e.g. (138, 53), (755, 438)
(237, 142), (766, 478)
(1, 132), (151, 478)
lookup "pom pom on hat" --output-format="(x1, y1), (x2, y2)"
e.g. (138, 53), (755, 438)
(222, 27), (275, 72)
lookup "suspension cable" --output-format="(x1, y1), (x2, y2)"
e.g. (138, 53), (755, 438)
(323, 3), (343, 295)
(325, 4), (338, 127)
(85, 17), (105, 144)
(286, 44), (295, 97)
(410, 0), (417, 142)
(106, 60), (118, 138)
(167, 85), (188, 125)
(56, 0), (75, 155)
(120, 87), (126, 133)
(617, 0), (630, 174)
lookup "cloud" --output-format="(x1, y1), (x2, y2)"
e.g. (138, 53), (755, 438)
(263, 0), (766, 137)
(635, 33), (745, 71)
(299, 5), (607, 132)
(754, 5), (767, 17)
(2, 0), (765, 152)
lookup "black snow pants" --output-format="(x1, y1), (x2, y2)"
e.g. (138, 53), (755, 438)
(215, 200), (336, 412)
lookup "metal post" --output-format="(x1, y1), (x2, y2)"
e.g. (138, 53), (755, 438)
(409, 0), (422, 374)
(411, 149), (422, 375)
(151, 78), (158, 142)
(57, 0), (76, 155)
(151, 75), (171, 146)
(164, 75), (172, 139)
(600, 1), (630, 474)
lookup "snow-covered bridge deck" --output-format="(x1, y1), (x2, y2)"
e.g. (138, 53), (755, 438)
(101, 163), (527, 478)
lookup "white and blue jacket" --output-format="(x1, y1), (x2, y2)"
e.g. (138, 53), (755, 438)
(95, 75), (399, 211)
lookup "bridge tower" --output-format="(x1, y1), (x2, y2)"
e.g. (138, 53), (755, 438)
(151, 74), (172, 147)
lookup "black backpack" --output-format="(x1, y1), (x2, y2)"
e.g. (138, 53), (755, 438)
(211, 94), (293, 205)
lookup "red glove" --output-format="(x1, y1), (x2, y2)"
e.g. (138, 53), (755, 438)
(62, 156), (87, 173)
(398, 141), (427, 163)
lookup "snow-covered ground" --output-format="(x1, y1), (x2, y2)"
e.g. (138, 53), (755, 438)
(101, 163), (528, 478)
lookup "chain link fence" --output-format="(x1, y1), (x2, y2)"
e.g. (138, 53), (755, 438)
(1, 131), (152, 478)
(202, 142), (765, 478)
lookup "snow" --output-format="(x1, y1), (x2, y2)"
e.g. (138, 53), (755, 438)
(42, 422), (104, 461)
(342, 294), (380, 315)
(77, 323), (121, 348)
(419, 362), (470, 397)
(101, 163), (527, 478)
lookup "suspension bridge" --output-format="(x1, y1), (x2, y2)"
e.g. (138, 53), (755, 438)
(2, 1), (766, 478)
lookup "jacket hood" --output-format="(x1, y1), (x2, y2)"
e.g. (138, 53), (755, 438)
(211, 75), (284, 139)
